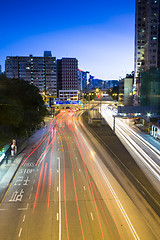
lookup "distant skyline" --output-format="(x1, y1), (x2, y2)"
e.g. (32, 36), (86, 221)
(0, 0), (135, 80)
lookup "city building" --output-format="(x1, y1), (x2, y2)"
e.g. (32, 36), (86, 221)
(134, 0), (160, 103)
(57, 58), (79, 101)
(141, 68), (160, 112)
(5, 51), (57, 96)
(119, 74), (134, 106)
(103, 80), (119, 89)
(82, 74), (119, 92)
(78, 69), (90, 92)
(0, 65), (2, 74)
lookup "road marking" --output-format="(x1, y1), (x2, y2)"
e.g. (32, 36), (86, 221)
(31, 186), (33, 191)
(96, 157), (141, 240)
(57, 187), (59, 192)
(24, 163), (35, 167)
(79, 169), (81, 172)
(23, 215), (26, 222)
(23, 176), (30, 185)
(57, 213), (59, 221)
(57, 157), (61, 240)
(83, 186), (86, 191)
(91, 212), (94, 221)
(18, 228), (22, 237)
(57, 170), (59, 173)
(9, 189), (24, 202)
(18, 203), (29, 211)
(29, 194), (31, 199)
(0, 209), (8, 211)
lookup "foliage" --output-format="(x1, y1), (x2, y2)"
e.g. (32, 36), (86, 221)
(0, 75), (47, 146)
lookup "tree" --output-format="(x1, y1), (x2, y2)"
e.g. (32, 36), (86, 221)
(0, 75), (47, 146)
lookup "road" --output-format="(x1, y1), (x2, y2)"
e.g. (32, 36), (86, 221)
(100, 104), (160, 193)
(0, 110), (159, 240)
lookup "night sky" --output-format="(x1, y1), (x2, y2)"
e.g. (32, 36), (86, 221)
(0, 0), (135, 80)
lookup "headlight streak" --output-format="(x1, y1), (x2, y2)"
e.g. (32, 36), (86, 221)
(100, 107), (160, 181)
(74, 112), (140, 240)
(115, 125), (160, 181)
(117, 118), (160, 159)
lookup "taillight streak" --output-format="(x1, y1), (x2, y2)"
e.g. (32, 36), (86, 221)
(58, 127), (85, 240)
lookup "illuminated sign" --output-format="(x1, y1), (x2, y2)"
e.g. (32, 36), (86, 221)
(56, 101), (79, 105)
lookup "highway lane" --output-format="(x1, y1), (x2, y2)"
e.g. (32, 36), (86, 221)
(0, 110), (159, 239)
(0, 112), (122, 240)
(57, 114), (123, 240)
(73, 111), (160, 239)
(100, 104), (160, 190)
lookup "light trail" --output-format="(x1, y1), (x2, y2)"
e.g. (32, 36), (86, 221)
(22, 114), (59, 166)
(57, 130), (69, 240)
(100, 107), (160, 181)
(72, 115), (123, 240)
(91, 180), (117, 240)
(73, 112), (141, 240)
(48, 130), (56, 208)
(58, 127), (85, 240)
(118, 119), (160, 158)
(33, 132), (51, 212)
(22, 132), (49, 166)
(67, 121), (105, 240)
(41, 162), (48, 198)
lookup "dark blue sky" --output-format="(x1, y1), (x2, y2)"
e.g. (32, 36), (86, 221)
(0, 0), (135, 79)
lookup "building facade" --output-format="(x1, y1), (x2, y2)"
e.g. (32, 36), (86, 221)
(134, 0), (160, 103)
(57, 58), (79, 101)
(141, 68), (160, 112)
(119, 75), (133, 106)
(5, 52), (57, 96)
(78, 69), (90, 91)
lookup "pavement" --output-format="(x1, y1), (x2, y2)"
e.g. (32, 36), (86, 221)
(0, 116), (53, 202)
(0, 113), (159, 204)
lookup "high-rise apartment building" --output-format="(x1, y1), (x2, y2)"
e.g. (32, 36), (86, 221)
(57, 58), (79, 101)
(134, 0), (160, 103)
(78, 69), (90, 92)
(5, 52), (57, 96)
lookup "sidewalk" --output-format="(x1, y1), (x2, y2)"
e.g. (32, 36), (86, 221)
(0, 116), (53, 203)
